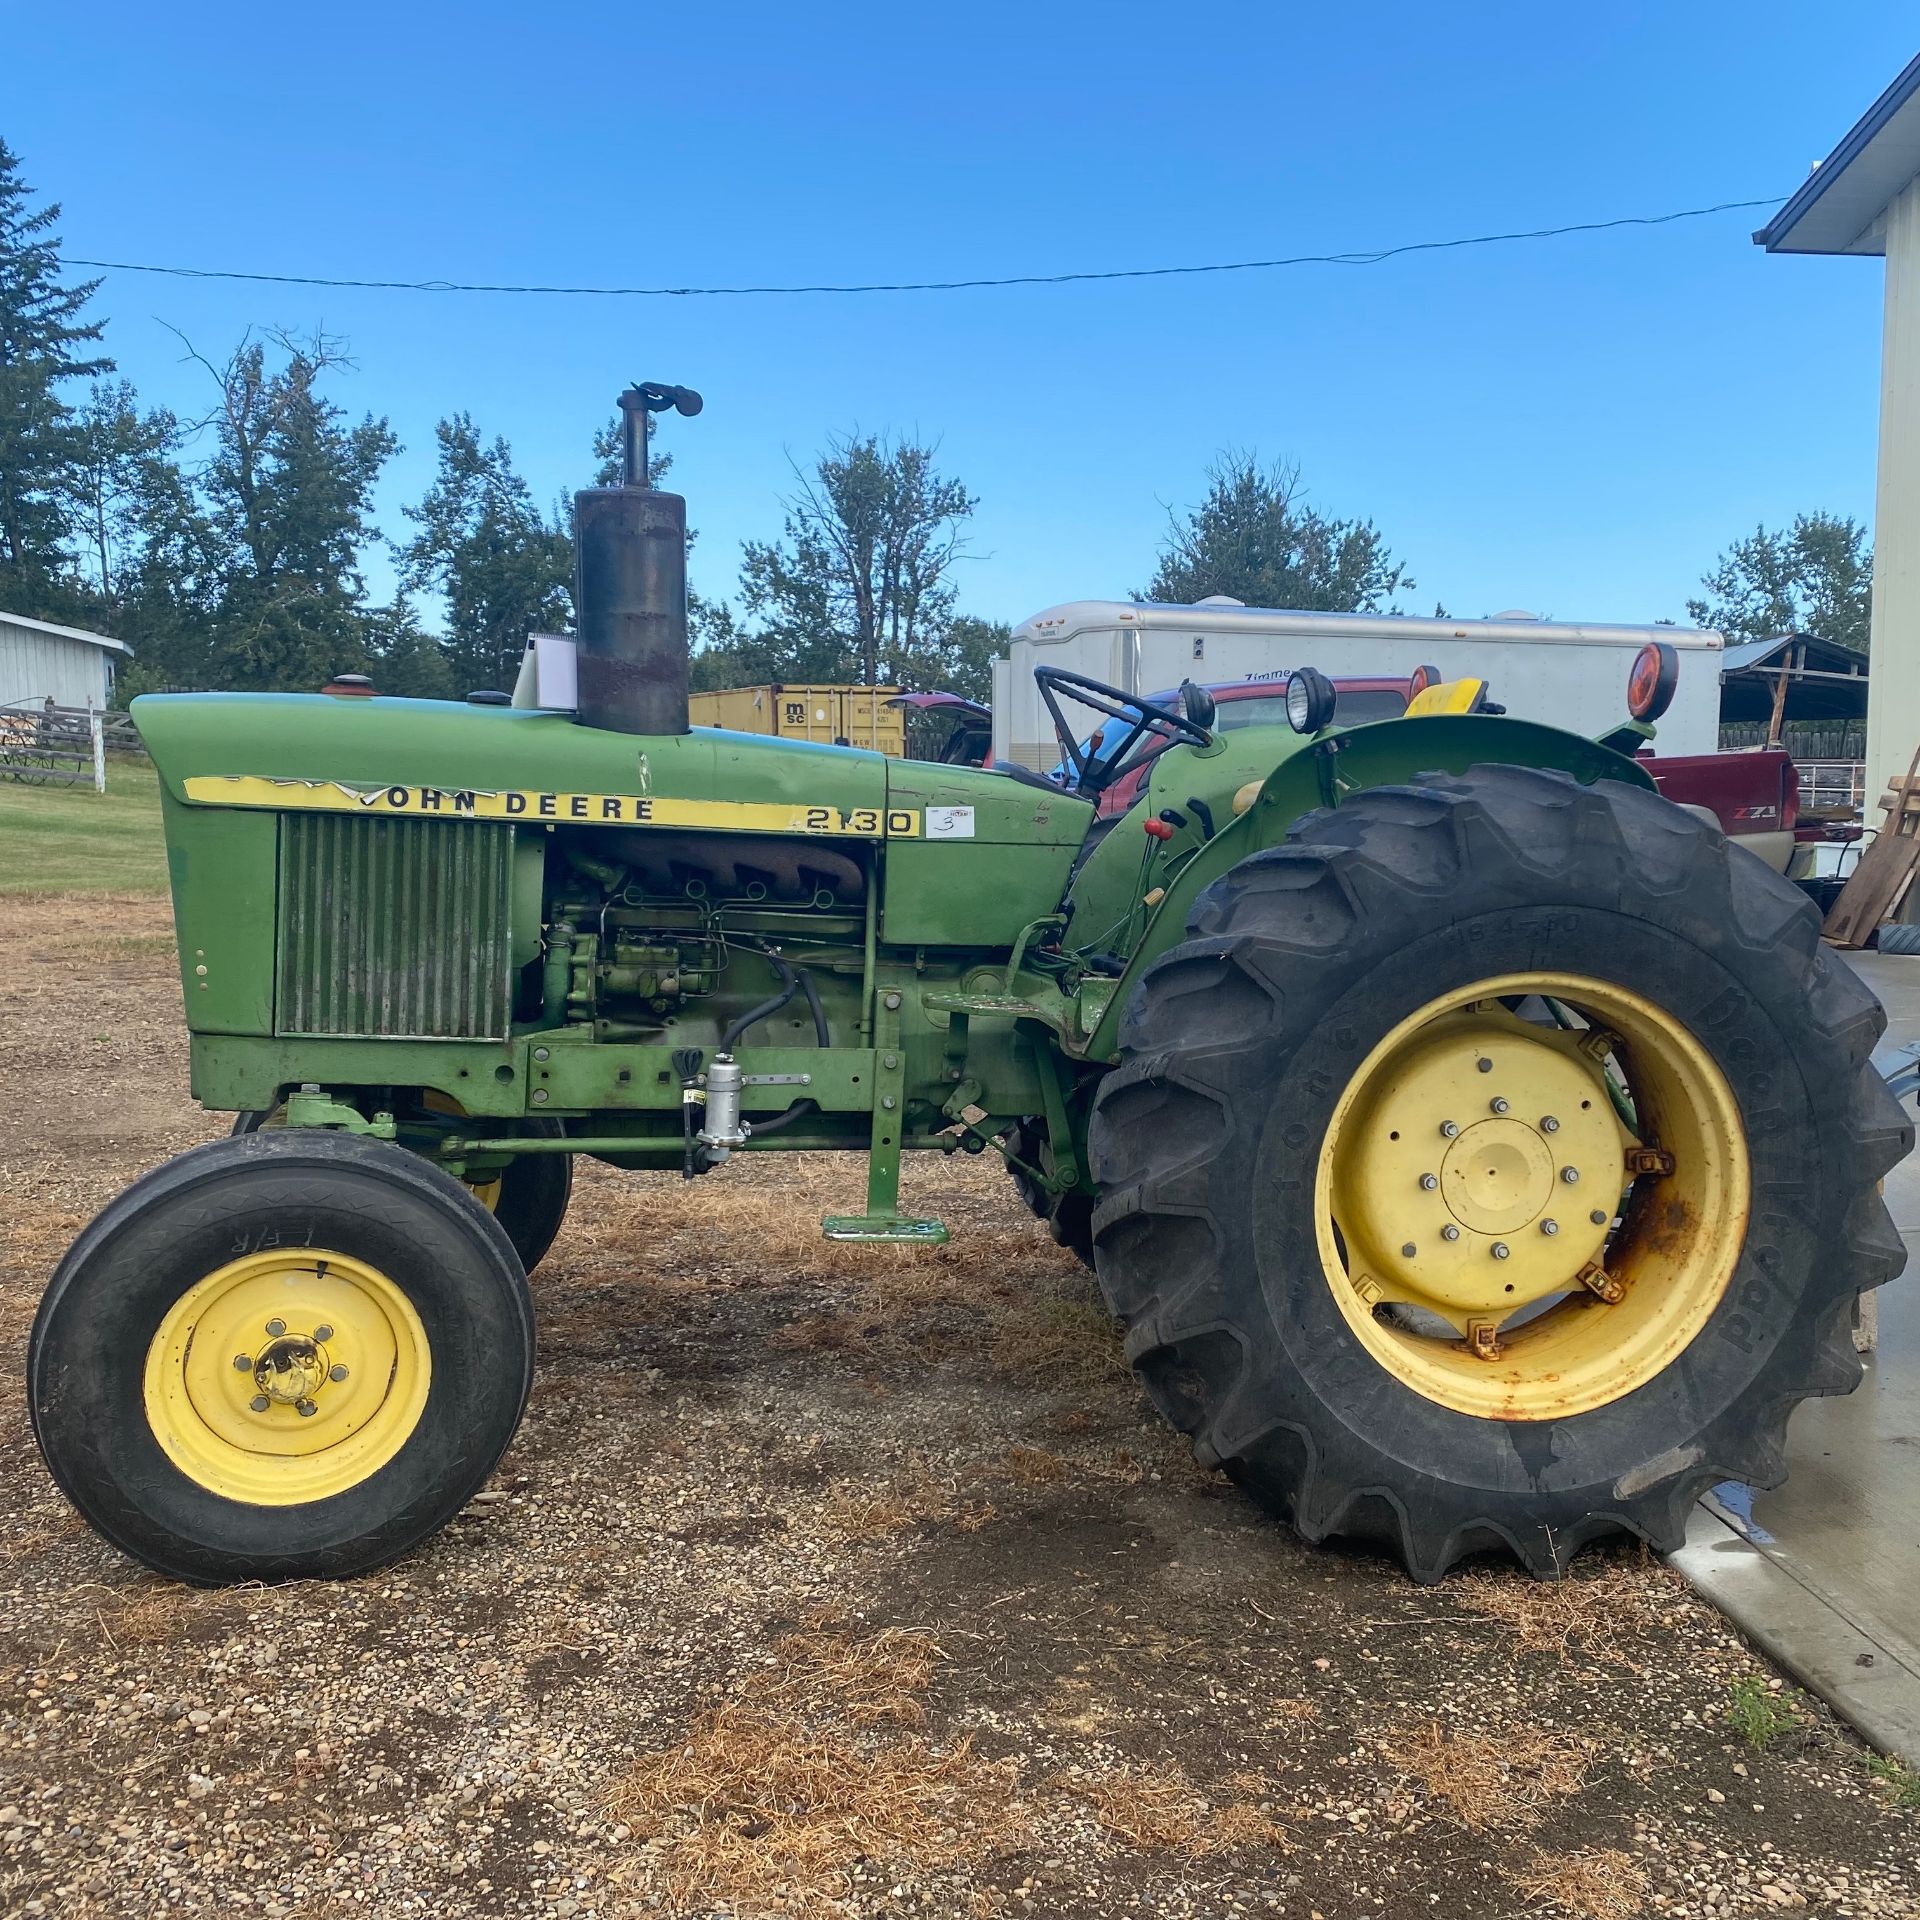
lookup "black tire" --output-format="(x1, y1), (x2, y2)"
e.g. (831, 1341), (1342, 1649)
(1007, 1118), (1094, 1267)
(30, 1130), (535, 1584)
(234, 1109), (573, 1276)
(1087, 765), (1910, 1582)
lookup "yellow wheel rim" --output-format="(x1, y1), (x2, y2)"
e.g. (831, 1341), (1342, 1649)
(143, 1249), (432, 1504)
(1315, 971), (1749, 1420)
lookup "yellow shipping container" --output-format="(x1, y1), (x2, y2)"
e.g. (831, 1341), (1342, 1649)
(689, 684), (906, 756)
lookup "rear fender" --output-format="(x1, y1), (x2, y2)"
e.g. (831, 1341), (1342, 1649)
(1074, 715), (1654, 1062)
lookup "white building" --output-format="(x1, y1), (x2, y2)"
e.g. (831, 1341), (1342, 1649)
(0, 609), (132, 710)
(1757, 52), (1920, 816)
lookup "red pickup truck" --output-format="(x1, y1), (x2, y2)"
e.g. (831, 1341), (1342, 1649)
(1061, 675), (1838, 882)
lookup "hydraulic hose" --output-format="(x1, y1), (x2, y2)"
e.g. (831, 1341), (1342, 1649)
(795, 964), (828, 1047)
(720, 951), (800, 1053)
(719, 946), (829, 1051)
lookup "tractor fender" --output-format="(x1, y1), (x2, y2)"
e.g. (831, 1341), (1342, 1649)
(1076, 715), (1655, 1063)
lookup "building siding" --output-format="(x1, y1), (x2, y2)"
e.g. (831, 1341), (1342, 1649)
(1869, 174), (1920, 813)
(0, 617), (120, 709)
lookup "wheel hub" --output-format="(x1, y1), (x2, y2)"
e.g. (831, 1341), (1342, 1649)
(253, 1333), (329, 1406)
(1440, 1121), (1553, 1235)
(143, 1249), (430, 1506)
(1341, 1013), (1625, 1321)
(1314, 971), (1750, 1421)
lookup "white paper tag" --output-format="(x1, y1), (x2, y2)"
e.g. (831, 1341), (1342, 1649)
(925, 805), (976, 839)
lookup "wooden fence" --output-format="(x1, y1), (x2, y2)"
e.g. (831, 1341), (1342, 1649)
(0, 702), (115, 789)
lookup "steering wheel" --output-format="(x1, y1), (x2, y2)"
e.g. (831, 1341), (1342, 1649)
(1034, 666), (1214, 796)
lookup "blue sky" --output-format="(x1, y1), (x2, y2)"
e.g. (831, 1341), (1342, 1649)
(4, 3), (1914, 633)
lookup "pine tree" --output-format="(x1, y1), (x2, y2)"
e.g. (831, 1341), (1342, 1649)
(0, 136), (113, 615)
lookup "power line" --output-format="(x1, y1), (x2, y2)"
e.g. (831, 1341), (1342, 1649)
(60, 196), (1784, 300)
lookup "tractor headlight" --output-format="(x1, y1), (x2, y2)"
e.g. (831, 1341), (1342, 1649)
(1285, 668), (1337, 734)
(1628, 642), (1679, 722)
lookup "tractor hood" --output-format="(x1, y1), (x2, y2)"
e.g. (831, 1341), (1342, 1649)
(134, 691), (1093, 850)
(135, 692), (896, 826)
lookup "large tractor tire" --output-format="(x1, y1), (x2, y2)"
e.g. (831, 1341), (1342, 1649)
(235, 1107), (573, 1277)
(1006, 1118), (1094, 1267)
(30, 1130), (535, 1584)
(1087, 765), (1910, 1582)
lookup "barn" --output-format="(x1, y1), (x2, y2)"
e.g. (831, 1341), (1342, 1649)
(0, 610), (132, 710)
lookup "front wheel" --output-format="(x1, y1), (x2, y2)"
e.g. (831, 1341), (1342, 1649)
(235, 1106), (573, 1276)
(30, 1131), (535, 1583)
(1088, 765), (1910, 1581)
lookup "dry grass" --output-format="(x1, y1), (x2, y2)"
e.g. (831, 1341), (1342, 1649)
(1380, 1720), (1592, 1832)
(1003, 1444), (1069, 1487)
(605, 1624), (1027, 1913)
(819, 1458), (996, 1540)
(1505, 1845), (1650, 1919)
(1452, 1553), (1674, 1670)
(1060, 1761), (1290, 1857)
(988, 1295), (1127, 1388)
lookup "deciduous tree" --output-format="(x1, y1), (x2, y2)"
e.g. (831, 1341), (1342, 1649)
(1686, 513), (1872, 653)
(1142, 453), (1411, 613)
(402, 413), (571, 691)
(740, 435), (977, 685)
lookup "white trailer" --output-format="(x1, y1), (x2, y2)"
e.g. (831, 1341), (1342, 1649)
(992, 600), (1725, 770)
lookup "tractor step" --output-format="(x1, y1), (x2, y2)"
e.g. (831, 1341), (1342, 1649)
(820, 1213), (950, 1245)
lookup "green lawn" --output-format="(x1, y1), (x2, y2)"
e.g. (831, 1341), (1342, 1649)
(0, 759), (170, 894)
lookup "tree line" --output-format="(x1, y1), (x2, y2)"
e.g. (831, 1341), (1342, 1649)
(0, 134), (1876, 717)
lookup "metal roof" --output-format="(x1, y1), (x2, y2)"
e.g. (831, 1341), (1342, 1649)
(0, 608), (132, 656)
(1719, 631), (1870, 675)
(1756, 52), (1920, 256)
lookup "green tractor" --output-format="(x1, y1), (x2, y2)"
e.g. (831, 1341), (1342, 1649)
(30, 386), (1909, 1586)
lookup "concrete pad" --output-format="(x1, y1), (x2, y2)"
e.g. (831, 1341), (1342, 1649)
(1670, 949), (1920, 1763)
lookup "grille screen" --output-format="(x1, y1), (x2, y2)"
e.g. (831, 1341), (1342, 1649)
(276, 814), (514, 1039)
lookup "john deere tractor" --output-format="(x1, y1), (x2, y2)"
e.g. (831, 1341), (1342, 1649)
(30, 385), (1910, 1586)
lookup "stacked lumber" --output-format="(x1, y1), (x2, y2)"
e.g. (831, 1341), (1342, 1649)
(1822, 742), (1920, 948)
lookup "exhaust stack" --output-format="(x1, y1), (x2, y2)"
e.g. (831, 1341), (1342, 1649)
(572, 382), (702, 736)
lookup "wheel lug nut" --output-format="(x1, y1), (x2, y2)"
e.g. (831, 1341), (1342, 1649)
(249, 1394), (270, 1413)
(1590, 1209), (1608, 1225)
(1476, 1058), (1493, 1074)
(1439, 1121), (1459, 1138)
(1491, 1242), (1511, 1260)
(265, 1318), (286, 1336)
(1541, 1116), (1560, 1133)
(1561, 1166), (1580, 1184)
(1541, 1219), (1559, 1236)
(1419, 1173), (1439, 1191)
(1490, 1097), (1510, 1115)
(1441, 1225), (1461, 1242)
(232, 1354), (252, 1372)
(296, 1399), (318, 1418)
(312, 1324), (333, 1342)
(1401, 1242), (1417, 1258)
(329, 1364), (349, 1382)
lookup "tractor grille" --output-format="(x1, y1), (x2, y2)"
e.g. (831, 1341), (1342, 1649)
(276, 814), (514, 1039)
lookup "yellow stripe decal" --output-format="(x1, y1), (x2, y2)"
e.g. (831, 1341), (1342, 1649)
(182, 776), (921, 838)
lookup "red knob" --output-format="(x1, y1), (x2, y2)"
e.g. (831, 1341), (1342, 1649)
(1144, 817), (1175, 840)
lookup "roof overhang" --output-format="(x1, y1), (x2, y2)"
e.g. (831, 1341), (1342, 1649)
(0, 608), (132, 655)
(1756, 52), (1920, 256)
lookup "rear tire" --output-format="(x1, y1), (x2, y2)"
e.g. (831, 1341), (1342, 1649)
(30, 1131), (535, 1584)
(1007, 1118), (1094, 1267)
(1088, 766), (1910, 1581)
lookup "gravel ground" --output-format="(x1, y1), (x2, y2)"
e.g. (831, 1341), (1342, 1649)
(0, 893), (1915, 1920)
